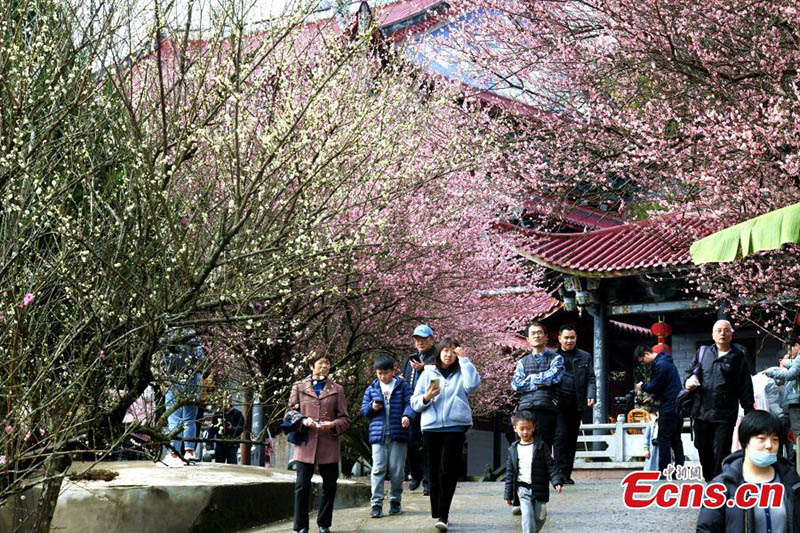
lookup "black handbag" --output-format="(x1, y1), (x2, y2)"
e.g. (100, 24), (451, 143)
(676, 346), (707, 418)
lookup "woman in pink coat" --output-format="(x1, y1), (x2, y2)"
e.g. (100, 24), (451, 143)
(287, 353), (351, 533)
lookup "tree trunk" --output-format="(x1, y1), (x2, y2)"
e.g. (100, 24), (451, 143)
(29, 453), (71, 533)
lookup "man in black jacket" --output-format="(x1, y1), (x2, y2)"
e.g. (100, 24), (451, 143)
(401, 324), (437, 494)
(634, 344), (685, 474)
(553, 325), (596, 484)
(685, 320), (754, 481)
(213, 400), (245, 464)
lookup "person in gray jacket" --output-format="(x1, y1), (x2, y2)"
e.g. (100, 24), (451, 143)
(411, 338), (480, 531)
(763, 336), (800, 465)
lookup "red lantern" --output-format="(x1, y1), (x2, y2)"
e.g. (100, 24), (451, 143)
(650, 321), (673, 338)
(652, 343), (672, 354)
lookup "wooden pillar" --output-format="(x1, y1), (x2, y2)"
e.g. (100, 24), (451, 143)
(251, 393), (265, 466)
(240, 387), (253, 465)
(590, 299), (608, 426)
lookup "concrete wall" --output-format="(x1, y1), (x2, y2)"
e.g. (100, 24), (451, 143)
(465, 429), (507, 478)
(1, 463), (370, 533)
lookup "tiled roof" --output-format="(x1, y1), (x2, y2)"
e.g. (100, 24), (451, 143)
(609, 320), (653, 337)
(496, 216), (712, 278)
(495, 333), (531, 350)
(480, 287), (562, 316)
(522, 198), (624, 231)
(378, 0), (447, 35)
(479, 286), (563, 325)
(526, 292), (563, 319)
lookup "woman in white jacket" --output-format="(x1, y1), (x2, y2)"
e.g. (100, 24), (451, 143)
(411, 337), (480, 531)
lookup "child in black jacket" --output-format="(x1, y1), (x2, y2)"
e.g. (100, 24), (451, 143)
(505, 410), (563, 532)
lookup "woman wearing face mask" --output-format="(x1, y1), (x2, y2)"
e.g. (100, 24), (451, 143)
(697, 410), (800, 532)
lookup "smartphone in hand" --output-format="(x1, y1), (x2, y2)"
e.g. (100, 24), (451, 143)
(431, 378), (440, 388)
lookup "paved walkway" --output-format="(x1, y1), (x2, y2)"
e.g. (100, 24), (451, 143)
(250, 471), (698, 532)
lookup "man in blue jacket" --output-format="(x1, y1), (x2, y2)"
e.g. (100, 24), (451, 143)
(635, 344), (685, 475)
(361, 354), (416, 518)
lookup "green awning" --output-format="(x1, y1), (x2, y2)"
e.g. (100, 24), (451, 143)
(690, 202), (800, 264)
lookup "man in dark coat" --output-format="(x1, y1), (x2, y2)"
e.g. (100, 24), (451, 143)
(214, 400), (245, 464)
(401, 324), (437, 494)
(553, 324), (596, 484)
(635, 344), (685, 474)
(685, 320), (755, 481)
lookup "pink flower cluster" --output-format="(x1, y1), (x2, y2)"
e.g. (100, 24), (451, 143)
(21, 293), (34, 307)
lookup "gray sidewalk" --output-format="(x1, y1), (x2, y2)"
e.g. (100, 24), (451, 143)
(251, 471), (699, 532)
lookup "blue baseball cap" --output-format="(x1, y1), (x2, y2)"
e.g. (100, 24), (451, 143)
(412, 324), (434, 338)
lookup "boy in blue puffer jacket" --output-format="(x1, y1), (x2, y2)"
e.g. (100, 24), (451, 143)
(361, 354), (416, 518)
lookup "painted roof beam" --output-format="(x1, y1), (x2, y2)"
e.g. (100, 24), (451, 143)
(607, 299), (713, 316)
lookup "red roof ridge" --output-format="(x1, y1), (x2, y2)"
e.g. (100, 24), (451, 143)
(495, 214), (712, 277)
(503, 212), (702, 239)
(521, 197), (624, 230)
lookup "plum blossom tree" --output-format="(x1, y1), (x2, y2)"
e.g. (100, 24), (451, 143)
(1, 1), (535, 529)
(447, 0), (800, 332)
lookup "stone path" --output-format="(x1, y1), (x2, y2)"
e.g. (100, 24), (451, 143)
(248, 471), (699, 532)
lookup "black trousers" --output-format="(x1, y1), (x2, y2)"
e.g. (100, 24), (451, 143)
(214, 442), (238, 464)
(407, 416), (429, 486)
(293, 461), (338, 531)
(505, 409), (555, 508)
(693, 419), (734, 481)
(423, 431), (465, 524)
(531, 409), (557, 447)
(554, 394), (581, 479)
(655, 409), (685, 474)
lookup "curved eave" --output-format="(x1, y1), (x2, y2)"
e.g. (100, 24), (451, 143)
(509, 243), (695, 279)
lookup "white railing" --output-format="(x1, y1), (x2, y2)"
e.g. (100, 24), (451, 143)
(573, 418), (699, 469)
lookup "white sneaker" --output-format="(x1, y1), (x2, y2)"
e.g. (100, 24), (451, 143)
(163, 453), (183, 467)
(434, 520), (448, 531)
(511, 506), (521, 515)
(183, 450), (197, 463)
